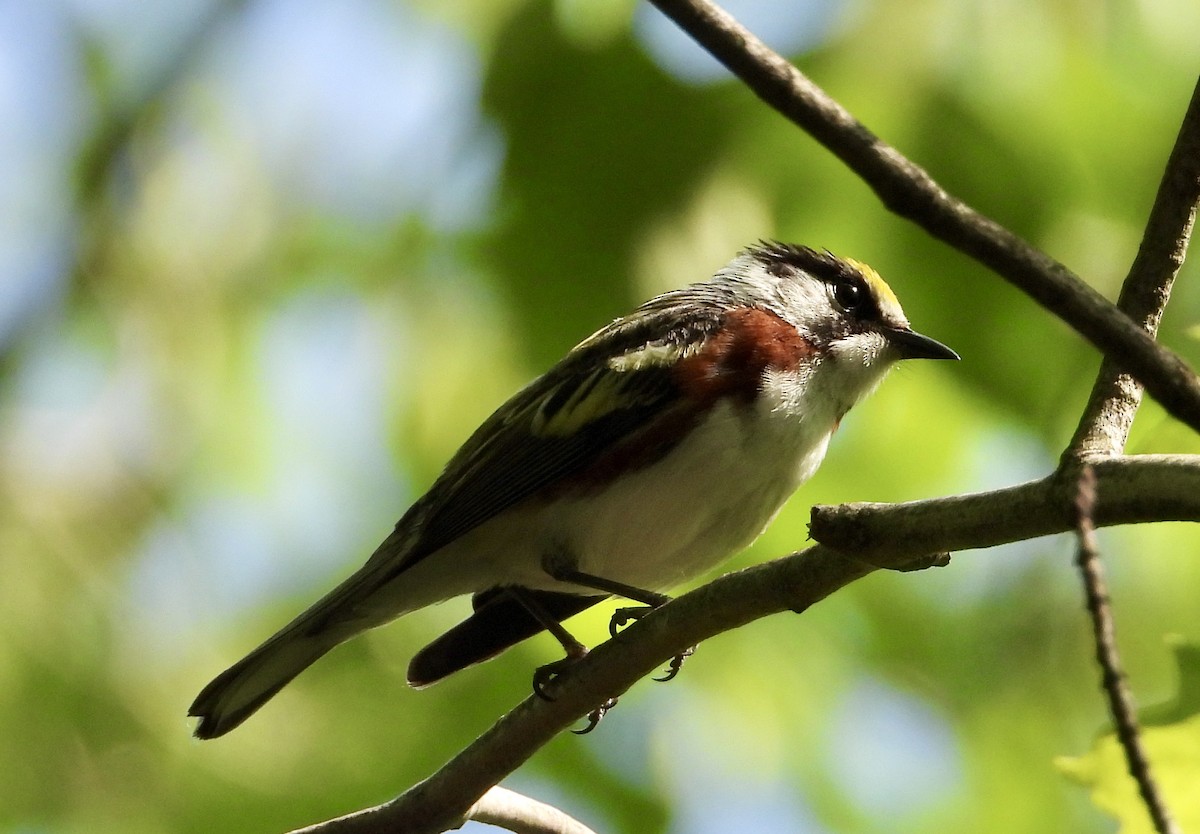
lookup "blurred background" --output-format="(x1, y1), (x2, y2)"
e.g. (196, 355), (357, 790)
(2, 0), (1199, 831)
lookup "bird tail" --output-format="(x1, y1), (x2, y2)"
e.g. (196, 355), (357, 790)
(189, 529), (414, 739)
(189, 625), (337, 739)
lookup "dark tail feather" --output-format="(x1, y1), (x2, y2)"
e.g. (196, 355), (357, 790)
(407, 589), (605, 688)
(189, 528), (417, 739)
(189, 630), (336, 739)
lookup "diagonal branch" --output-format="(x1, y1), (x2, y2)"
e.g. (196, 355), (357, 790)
(645, 0), (1200, 434)
(290, 455), (1200, 834)
(1067, 76), (1200, 458)
(1053, 75), (1200, 834)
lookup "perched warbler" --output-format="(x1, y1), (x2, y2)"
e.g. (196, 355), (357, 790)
(190, 241), (957, 739)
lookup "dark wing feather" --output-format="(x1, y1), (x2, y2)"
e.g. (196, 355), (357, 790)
(375, 285), (735, 577)
(406, 588), (606, 687)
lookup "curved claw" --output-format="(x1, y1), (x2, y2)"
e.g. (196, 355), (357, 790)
(653, 646), (696, 683)
(533, 652), (587, 701)
(573, 698), (619, 735)
(608, 605), (652, 638)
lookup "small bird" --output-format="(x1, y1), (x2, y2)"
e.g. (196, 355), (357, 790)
(189, 241), (957, 739)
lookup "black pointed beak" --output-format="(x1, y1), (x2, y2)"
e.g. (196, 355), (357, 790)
(885, 327), (960, 361)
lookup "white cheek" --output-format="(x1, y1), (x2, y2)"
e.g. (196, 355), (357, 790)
(821, 332), (897, 413)
(829, 331), (890, 367)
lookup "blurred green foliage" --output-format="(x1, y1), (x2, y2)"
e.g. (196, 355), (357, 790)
(2, 0), (1199, 832)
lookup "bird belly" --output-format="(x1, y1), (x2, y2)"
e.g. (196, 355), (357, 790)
(497, 395), (833, 595)
(567, 403), (829, 592)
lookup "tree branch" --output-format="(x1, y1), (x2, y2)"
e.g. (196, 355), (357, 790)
(1072, 467), (1181, 834)
(645, 0), (1200, 434)
(1067, 76), (1200, 458)
(810, 455), (1200, 556)
(291, 455), (1200, 833)
(288, 786), (598, 834)
(467, 787), (599, 834)
(1051, 77), (1200, 834)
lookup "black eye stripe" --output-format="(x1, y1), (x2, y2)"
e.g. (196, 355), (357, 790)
(745, 240), (884, 322)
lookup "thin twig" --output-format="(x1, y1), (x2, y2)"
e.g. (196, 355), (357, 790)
(467, 786), (599, 834)
(645, 0), (1200, 433)
(293, 786), (599, 834)
(1072, 467), (1181, 834)
(1067, 76), (1200, 458)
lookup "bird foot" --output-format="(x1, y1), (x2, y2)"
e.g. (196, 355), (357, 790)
(608, 606), (695, 682)
(573, 698), (619, 735)
(654, 645), (695, 682)
(609, 605), (653, 637)
(532, 649), (588, 701)
(533, 652), (619, 734)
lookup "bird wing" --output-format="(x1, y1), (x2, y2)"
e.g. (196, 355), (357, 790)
(374, 287), (732, 578)
(187, 285), (750, 740)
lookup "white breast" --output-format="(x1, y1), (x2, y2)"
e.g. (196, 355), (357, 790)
(525, 363), (841, 593)
(391, 359), (884, 610)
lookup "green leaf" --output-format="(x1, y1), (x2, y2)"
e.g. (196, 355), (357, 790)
(1057, 639), (1200, 833)
(1056, 718), (1200, 833)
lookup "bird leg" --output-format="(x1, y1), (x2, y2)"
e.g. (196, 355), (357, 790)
(506, 587), (618, 734)
(541, 560), (697, 684)
(506, 587), (589, 699)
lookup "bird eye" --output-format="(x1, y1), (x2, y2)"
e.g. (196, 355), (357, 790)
(832, 280), (863, 312)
